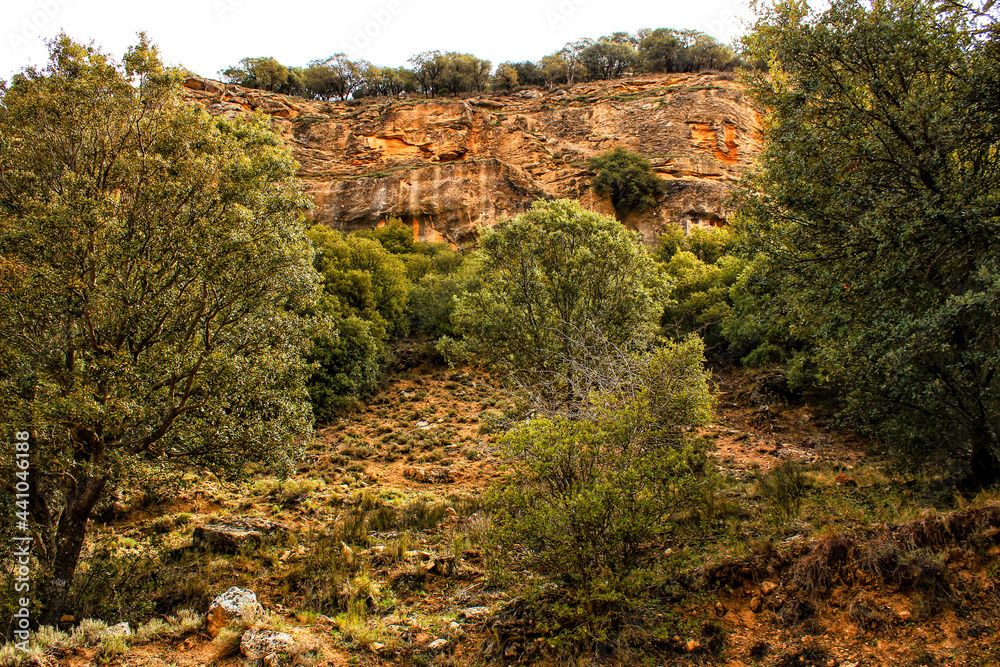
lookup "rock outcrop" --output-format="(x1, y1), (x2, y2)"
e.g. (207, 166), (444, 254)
(183, 73), (762, 245)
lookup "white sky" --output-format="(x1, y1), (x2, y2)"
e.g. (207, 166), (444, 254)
(1, 0), (755, 82)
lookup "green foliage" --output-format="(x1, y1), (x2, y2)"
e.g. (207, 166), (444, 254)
(638, 28), (738, 72)
(409, 51), (491, 97)
(0, 35), (319, 622)
(579, 35), (640, 80)
(354, 218), (468, 339)
(589, 147), (668, 216)
(304, 54), (366, 100)
(490, 338), (713, 599)
(655, 226), (744, 352)
(305, 225), (412, 417)
(307, 225), (411, 340)
(221, 56), (305, 95)
(446, 199), (667, 393)
(309, 317), (382, 420)
(739, 0), (1000, 481)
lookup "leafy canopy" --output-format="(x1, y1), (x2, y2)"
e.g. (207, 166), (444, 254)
(589, 147), (668, 217)
(447, 199), (667, 399)
(0, 35), (320, 622)
(738, 0), (1000, 481)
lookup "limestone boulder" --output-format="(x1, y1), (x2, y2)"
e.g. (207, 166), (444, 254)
(206, 587), (263, 638)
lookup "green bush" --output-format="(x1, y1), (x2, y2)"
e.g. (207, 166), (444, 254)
(656, 226), (744, 353)
(588, 147), (667, 216)
(305, 224), (413, 418)
(490, 337), (713, 603)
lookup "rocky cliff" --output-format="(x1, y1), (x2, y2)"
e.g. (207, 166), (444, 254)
(183, 73), (762, 246)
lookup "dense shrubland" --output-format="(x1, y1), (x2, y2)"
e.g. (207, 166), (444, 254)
(219, 27), (740, 100)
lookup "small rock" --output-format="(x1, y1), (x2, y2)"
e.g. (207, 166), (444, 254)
(371, 641), (385, 651)
(458, 606), (489, 620)
(241, 627), (295, 661)
(749, 596), (764, 613)
(686, 639), (700, 652)
(714, 602), (726, 617)
(428, 638), (449, 650)
(897, 610), (912, 622)
(835, 473), (857, 487)
(760, 581), (778, 596)
(106, 622), (131, 636)
(207, 587), (263, 638)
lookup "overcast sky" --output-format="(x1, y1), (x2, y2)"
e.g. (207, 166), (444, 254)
(1, 0), (755, 82)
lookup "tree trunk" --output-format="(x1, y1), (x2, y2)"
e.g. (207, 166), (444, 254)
(966, 437), (1000, 489)
(39, 474), (106, 627)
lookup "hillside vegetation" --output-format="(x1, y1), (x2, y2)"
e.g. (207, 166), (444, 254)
(0, 1), (999, 666)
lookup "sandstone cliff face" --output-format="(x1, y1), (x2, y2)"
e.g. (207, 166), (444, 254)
(183, 73), (762, 245)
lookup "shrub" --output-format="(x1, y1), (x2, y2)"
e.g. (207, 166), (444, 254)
(588, 147), (667, 216)
(490, 338), (713, 604)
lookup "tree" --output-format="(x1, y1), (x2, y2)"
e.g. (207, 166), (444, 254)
(305, 225), (412, 419)
(579, 37), (640, 80)
(0, 36), (320, 624)
(304, 54), (366, 100)
(446, 200), (667, 400)
(492, 62), (519, 91)
(638, 28), (685, 72)
(409, 51), (447, 97)
(739, 0), (1000, 482)
(221, 56), (304, 95)
(356, 65), (416, 98)
(588, 147), (668, 217)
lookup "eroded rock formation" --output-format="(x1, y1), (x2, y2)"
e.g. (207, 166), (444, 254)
(183, 73), (762, 245)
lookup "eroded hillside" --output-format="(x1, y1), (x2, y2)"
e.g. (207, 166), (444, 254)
(183, 73), (762, 245)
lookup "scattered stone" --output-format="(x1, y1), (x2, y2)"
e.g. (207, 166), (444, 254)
(760, 581), (778, 596)
(835, 473), (857, 487)
(428, 638), (449, 650)
(749, 596), (764, 613)
(207, 587), (263, 638)
(458, 606), (490, 620)
(193, 517), (288, 553)
(106, 622), (131, 636)
(686, 639), (701, 652)
(714, 602), (726, 617)
(241, 627), (295, 661)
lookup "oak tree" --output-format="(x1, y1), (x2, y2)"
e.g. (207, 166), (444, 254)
(0, 36), (320, 623)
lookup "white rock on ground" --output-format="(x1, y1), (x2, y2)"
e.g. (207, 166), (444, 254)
(241, 627), (296, 661)
(206, 587), (263, 638)
(106, 622), (131, 636)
